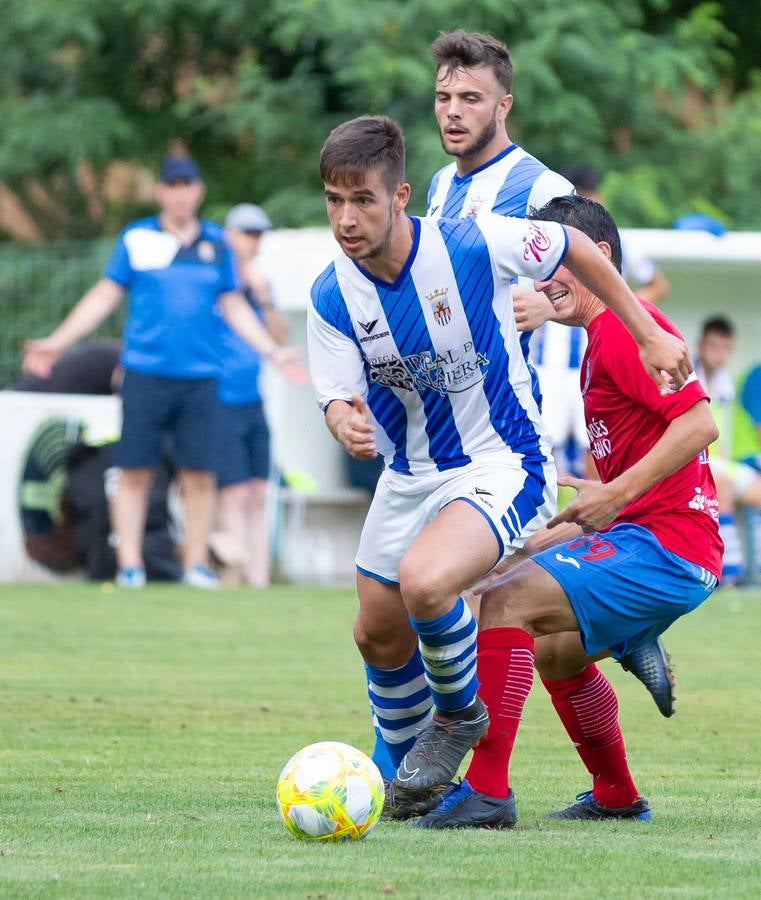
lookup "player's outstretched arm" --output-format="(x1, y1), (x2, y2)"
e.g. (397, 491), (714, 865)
(562, 226), (692, 393)
(325, 395), (377, 461)
(549, 399), (718, 533)
(23, 278), (124, 378)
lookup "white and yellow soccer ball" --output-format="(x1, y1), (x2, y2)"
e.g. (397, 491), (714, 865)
(275, 741), (385, 841)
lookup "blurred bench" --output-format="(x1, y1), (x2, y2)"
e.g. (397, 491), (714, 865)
(274, 485), (371, 586)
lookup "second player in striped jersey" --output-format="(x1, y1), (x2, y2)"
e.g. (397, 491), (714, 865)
(427, 30), (588, 457)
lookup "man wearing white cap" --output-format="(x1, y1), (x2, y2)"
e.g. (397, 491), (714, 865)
(216, 204), (292, 586)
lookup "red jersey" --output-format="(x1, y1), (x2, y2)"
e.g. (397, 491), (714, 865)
(581, 302), (723, 578)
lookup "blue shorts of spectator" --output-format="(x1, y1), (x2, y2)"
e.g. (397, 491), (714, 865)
(532, 522), (718, 659)
(114, 369), (218, 470)
(214, 400), (271, 489)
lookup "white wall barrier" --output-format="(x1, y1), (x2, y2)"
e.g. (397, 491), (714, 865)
(0, 391), (121, 582)
(2, 226), (759, 583)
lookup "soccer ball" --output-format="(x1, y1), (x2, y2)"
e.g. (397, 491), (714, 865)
(275, 741), (385, 841)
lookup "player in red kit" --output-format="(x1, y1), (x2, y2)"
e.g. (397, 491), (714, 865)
(398, 195), (722, 828)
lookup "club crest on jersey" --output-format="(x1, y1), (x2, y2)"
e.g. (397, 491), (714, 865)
(427, 287), (451, 326)
(465, 196), (487, 217)
(197, 240), (216, 263)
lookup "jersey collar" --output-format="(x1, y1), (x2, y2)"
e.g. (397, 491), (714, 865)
(451, 143), (517, 185)
(351, 216), (421, 292)
(154, 214), (204, 247)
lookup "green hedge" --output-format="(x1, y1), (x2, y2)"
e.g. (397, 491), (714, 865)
(0, 239), (123, 387)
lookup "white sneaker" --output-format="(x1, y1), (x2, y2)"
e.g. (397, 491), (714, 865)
(116, 566), (146, 588)
(182, 565), (221, 590)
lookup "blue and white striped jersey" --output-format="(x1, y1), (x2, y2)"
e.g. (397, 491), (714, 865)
(308, 214), (568, 476)
(530, 320), (588, 372)
(427, 145), (573, 221)
(427, 145), (576, 384)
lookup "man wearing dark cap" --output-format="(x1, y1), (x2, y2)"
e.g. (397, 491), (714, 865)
(24, 157), (300, 589)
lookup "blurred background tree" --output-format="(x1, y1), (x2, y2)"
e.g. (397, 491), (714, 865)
(0, 0), (759, 239)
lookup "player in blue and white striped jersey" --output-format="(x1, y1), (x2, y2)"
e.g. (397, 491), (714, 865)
(428, 63), (573, 372)
(307, 116), (693, 807)
(310, 207), (561, 478)
(427, 29), (588, 469)
(422, 34), (677, 767)
(529, 318), (589, 475)
(426, 111), (571, 222)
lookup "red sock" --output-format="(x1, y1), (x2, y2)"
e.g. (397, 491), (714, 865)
(464, 627), (534, 799)
(541, 664), (638, 809)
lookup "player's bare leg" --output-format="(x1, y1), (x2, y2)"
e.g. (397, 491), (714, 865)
(416, 563), (648, 828)
(414, 560), (572, 828)
(399, 499), (502, 621)
(475, 542), (675, 715)
(534, 631), (608, 679)
(392, 501), (500, 793)
(355, 573), (417, 669)
(356, 573), (446, 818)
(464, 548), (530, 619)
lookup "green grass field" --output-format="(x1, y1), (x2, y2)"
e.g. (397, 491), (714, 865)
(1, 582), (760, 899)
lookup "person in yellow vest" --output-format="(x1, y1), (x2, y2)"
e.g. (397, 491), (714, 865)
(733, 363), (761, 469)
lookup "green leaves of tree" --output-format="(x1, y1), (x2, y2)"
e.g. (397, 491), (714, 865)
(0, 0), (758, 237)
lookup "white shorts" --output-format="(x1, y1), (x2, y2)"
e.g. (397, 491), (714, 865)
(356, 453), (557, 584)
(535, 366), (588, 450)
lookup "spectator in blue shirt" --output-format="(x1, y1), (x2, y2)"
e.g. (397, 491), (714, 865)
(215, 203), (289, 587)
(23, 156), (303, 589)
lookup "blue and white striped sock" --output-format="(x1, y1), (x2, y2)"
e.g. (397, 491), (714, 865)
(365, 651), (433, 769)
(370, 714), (396, 780)
(410, 597), (478, 713)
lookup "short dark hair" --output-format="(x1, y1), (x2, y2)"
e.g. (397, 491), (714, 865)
(700, 316), (735, 339)
(530, 195), (623, 274)
(562, 164), (601, 194)
(319, 116), (405, 193)
(430, 30), (513, 93)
